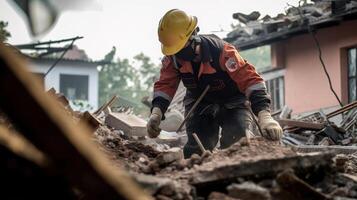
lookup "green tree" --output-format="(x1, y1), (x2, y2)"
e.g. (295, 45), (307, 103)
(240, 45), (271, 71)
(0, 21), (11, 42)
(99, 48), (160, 115)
(134, 53), (160, 91)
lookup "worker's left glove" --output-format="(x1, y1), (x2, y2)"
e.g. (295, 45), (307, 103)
(147, 107), (162, 138)
(258, 110), (283, 141)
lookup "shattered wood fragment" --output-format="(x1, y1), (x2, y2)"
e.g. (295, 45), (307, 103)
(0, 44), (151, 200)
(80, 111), (102, 131)
(105, 112), (147, 136)
(327, 101), (357, 119)
(93, 95), (118, 116)
(277, 119), (325, 130)
(276, 170), (329, 200)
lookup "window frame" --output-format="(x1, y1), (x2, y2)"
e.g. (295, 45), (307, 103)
(59, 74), (89, 101)
(348, 47), (357, 103)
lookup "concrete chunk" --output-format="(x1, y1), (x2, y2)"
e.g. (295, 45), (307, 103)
(156, 147), (183, 166)
(105, 112), (147, 136)
(227, 182), (271, 200)
(208, 192), (240, 200)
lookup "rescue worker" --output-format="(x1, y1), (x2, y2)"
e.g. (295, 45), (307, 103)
(147, 9), (283, 158)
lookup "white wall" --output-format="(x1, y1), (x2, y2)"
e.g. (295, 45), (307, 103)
(28, 60), (98, 109)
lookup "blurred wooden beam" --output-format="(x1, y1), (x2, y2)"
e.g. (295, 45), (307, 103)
(0, 125), (49, 167)
(277, 119), (324, 130)
(0, 125), (77, 199)
(0, 43), (152, 200)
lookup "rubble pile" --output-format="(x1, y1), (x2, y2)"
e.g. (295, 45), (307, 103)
(2, 86), (357, 199)
(83, 93), (357, 199)
(225, 0), (357, 49)
(94, 125), (357, 200)
(279, 102), (357, 148)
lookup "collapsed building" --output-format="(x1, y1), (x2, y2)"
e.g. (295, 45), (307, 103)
(225, 0), (357, 114)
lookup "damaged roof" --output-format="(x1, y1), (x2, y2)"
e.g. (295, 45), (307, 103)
(225, 0), (357, 50)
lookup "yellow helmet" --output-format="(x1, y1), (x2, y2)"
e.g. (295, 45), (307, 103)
(158, 9), (198, 55)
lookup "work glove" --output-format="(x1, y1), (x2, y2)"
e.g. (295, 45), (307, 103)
(147, 107), (162, 138)
(258, 110), (283, 141)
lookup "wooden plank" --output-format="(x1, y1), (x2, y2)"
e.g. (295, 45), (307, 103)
(0, 44), (152, 200)
(190, 153), (333, 187)
(0, 125), (48, 168)
(277, 119), (325, 130)
(0, 136), (76, 199)
(93, 95), (118, 116)
(80, 111), (102, 131)
(327, 101), (357, 118)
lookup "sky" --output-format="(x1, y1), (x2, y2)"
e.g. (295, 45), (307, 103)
(0, 0), (300, 64)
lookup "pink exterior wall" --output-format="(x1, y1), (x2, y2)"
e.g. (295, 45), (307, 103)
(273, 20), (357, 114)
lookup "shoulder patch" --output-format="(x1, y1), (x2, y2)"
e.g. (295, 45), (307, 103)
(225, 57), (238, 72)
(161, 56), (171, 67)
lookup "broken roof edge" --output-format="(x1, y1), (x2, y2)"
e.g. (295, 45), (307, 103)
(225, 5), (357, 51)
(28, 56), (110, 66)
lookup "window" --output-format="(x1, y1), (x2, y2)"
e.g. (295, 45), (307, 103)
(348, 48), (357, 103)
(60, 74), (89, 100)
(265, 77), (284, 111)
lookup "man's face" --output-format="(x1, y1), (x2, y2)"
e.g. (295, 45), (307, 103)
(175, 39), (197, 61)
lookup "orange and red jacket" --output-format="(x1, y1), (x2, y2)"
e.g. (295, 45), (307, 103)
(152, 34), (271, 115)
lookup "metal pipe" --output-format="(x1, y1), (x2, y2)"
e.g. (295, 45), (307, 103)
(176, 85), (210, 132)
(192, 133), (206, 154)
(244, 101), (264, 137)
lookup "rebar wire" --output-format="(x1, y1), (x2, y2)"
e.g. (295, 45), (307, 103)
(44, 37), (82, 77)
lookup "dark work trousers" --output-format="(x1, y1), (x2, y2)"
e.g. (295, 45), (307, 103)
(183, 103), (253, 158)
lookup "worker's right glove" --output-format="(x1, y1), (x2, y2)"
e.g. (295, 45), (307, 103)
(258, 110), (283, 141)
(146, 107), (162, 138)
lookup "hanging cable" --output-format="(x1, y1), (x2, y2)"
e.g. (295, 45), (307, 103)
(309, 29), (343, 107)
(288, 2), (343, 107)
(44, 36), (82, 77)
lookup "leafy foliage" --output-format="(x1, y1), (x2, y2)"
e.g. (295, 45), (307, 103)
(98, 47), (160, 115)
(239, 45), (271, 70)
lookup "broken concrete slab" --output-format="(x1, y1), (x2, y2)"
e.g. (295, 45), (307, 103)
(227, 182), (271, 200)
(291, 145), (357, 154)
(190, 152), (333, 187)
(105, 112), (147, 137)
